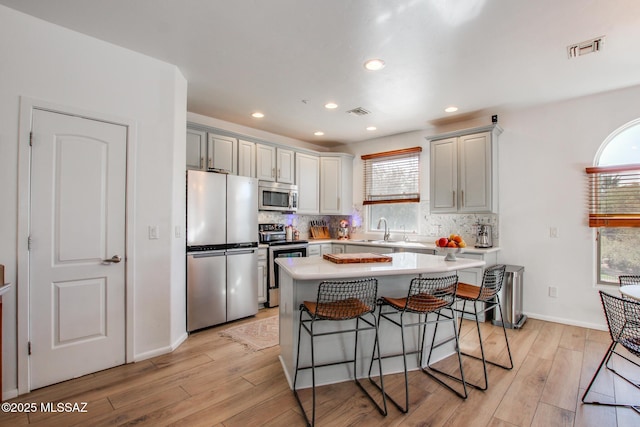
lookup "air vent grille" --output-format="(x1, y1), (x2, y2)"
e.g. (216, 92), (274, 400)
(346, 107), (371, 116)
(567, 36), (605, 58)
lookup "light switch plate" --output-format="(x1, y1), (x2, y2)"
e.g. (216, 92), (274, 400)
(149, 225), (160, 240)
(550, 227), (559, 238)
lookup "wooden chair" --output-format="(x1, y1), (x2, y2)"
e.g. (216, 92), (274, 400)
(293, 278), (387, 426)
(582, 291), (640, 414)
(368, 274), (467, 413)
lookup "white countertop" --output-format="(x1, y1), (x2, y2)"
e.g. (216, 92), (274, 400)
(307, 238), (500, 255)
(275, 252), (485, 280)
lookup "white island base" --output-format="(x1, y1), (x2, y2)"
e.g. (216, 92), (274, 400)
(276, 252), (486, 389)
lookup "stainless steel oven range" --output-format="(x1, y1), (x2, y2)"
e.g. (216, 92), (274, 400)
(259, 223), (308, 307)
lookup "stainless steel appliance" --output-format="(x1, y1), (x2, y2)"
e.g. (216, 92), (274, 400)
(258, 181), (298, 212)
(187, 170), (258, 332)
(259, 223), (308, 307)
(475, 223), (493, 248)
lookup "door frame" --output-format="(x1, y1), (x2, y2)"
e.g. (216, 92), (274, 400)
(16, 97), (137, 394)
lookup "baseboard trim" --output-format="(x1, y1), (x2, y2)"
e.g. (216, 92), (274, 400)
(3, 388), (19, 401)
(524, 312), (607, 331)
(133, 332), (188, 362)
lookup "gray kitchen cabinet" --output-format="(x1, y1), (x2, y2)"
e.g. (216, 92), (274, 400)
(238, 139), (256, 178)
(345, 244), (392, 254)
(258, 248), (267, 304)
(331, 244), (345, 254)
(256, 144), (294, 183)
(207, 133), (237, 174)
(320, 243), (332, 255)
(295, 152), (319, 214)
(320, 153), (353, 215)
(307, 244), (321, 257)
(453, 251), (498, 321)
(186, 128), (207, 170)
(429, 125), (501, 213)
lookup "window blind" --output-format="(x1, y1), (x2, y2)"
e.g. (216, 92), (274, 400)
(586, 164), (640, 227)
(362, 147), (421, 205)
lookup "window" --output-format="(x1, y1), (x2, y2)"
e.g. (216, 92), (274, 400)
(589, 119), (640, 283)
(362, 147), (421, 233)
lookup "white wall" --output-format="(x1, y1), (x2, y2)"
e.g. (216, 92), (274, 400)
(0, 5), (187, 398)
(348, 86), (640, 330)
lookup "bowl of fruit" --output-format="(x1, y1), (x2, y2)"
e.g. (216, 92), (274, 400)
(435, 234), (467, 261)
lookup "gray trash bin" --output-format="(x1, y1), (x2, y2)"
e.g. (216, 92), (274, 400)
(492, 265), (527, 329)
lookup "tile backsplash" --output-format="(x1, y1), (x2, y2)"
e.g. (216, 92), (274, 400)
(258, 204), (499, 246)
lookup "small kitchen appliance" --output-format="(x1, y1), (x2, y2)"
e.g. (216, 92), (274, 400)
(475, 223), (493, 248)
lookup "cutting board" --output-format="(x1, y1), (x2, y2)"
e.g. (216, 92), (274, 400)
(323, 253), (392, 264)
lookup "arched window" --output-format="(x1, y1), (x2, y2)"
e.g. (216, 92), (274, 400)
(590, 119), (640, 283)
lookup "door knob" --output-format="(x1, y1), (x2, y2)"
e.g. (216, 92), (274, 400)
(103, 255), (122, 264)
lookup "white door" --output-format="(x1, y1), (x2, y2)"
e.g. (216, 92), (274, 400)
(29, 109), (127, 390)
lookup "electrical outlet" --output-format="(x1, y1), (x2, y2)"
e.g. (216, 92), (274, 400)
(550, 227), (559, 238)
(548, 286), (558, 298)
(174, 226), (182, 238)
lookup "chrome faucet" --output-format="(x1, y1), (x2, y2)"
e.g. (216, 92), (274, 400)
(377, 217), (390, 241)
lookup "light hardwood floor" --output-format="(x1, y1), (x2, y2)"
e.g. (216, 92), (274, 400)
(2, 308), (638, 426)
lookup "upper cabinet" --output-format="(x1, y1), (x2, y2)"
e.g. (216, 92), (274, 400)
(207, 133), (237, 174)
(320, 154), (353, 215)
(429, 125), (501, 213)
(256, 144), (294, 184)
(238, 139), (256, 178)
(295, 152), (319, 214)
(186, 126), (239, 175)
(186, 129), (207, 171)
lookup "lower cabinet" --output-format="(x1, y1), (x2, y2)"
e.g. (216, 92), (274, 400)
(345, 244), (393, 254)
(258, 248), (267, 304)
(331, 244), (345, 254)
(307, 244), (321, 258)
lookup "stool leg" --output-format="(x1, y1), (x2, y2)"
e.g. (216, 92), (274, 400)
(293, 310), (315, 426)
(423, 310), (468, 399)
(310, 320), (316, 426)
(493, 297), (514, 370)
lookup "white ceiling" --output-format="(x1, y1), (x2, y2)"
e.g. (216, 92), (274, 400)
(2, 0), (640, 147)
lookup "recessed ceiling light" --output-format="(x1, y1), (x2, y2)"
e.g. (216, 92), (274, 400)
(445, 106), (458, 113)
(251, 112), (264, 118)
(366, 126), (377, 131)
(314, 131), (324, 136)
(324, 102), (338, 109)
(364, 59), (385, 71)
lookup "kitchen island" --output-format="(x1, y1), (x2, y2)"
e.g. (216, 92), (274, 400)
(275, 252), (486, 389)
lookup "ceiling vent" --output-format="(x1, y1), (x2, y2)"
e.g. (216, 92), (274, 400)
(567, 36), (605, 58)
(346, 107), (371, 116)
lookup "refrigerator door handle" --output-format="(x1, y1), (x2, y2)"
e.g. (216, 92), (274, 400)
(191, 251), (226, 258)
(226, 249), (256, 256)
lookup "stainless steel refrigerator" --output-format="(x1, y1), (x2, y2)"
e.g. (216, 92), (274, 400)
(186, 170), (258, 332)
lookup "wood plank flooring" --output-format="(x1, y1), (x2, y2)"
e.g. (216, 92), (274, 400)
(2, 308), (638, 426)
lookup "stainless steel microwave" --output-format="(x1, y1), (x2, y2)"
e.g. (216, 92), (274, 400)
(258, 181), (298, 212)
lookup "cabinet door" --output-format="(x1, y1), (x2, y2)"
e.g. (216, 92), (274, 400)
(186, 129), (207, 170)
(345, 244), (393, 254)
(459, 132), (491, 212)
(238, 139), (256, 178)
(331, 244), (345, 254)
(430, 138), (457, 213)
(320, 156), (342, 214)
(320, 244), (332, 255)
(277, 148), (295, 184)
(207, 134), (237, 174)
(256, 144), (276, 181)
(295, 152), (319, 214)
(257, 251), (267, 304)
(307, 244), (321, 257)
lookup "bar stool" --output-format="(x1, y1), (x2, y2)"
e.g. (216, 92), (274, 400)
(619, 275), (640, 286)
(369, 274), (467, 413)
(293, 277), (387, 426)
(440, 264), (512, 391)
(582, 291), (640, 414)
